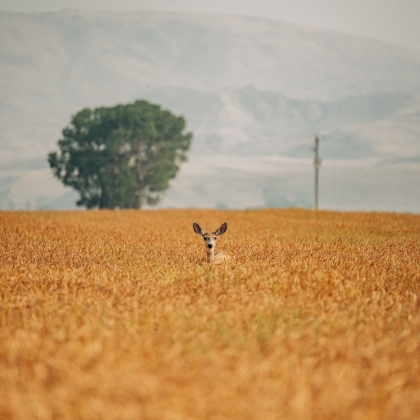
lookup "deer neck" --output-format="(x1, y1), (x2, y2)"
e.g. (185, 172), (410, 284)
(206, 248), (215, 263)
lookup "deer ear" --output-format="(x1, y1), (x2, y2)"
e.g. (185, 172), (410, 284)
(214, 221), (228, 236)
(192, 222), (204, 236)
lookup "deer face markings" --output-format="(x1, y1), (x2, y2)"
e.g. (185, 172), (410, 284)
(203, 234), (217, 249)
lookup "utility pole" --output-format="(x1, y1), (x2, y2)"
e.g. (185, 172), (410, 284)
(313, 135), (322, 211)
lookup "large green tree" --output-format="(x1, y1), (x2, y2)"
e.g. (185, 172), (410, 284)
(48, 100), (192, 209)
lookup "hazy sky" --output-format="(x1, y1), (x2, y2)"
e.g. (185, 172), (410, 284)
(1, 0), (419, 50)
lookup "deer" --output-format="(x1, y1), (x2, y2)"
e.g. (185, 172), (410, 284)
(192, 221), (229, 264)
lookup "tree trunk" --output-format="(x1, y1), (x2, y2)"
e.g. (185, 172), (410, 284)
(135, 189), (145, 209)
(134, 142), (146, 209)
(100, 190), (108, 209)
(100, 190), (114, 209)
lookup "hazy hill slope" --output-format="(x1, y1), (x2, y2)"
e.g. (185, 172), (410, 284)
(2, 10), (420, 97)
(0, 10), (419, 211)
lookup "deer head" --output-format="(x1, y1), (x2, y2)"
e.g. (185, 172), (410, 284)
(192, 221), (228, 252)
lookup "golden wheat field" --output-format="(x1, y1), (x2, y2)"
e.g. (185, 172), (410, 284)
(0, 209), (419, 420)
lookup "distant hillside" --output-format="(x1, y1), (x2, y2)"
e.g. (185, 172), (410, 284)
(0, 10), (419, 211)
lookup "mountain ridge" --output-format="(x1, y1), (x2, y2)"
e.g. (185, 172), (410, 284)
(10, 8), (420, 52)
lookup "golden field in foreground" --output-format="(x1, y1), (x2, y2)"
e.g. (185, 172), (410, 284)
(0, 209), (419, 420)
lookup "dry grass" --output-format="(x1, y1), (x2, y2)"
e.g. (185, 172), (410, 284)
(0, 209), (419, 420)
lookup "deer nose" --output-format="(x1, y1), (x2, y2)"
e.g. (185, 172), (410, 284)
(207, 244), (213, 249)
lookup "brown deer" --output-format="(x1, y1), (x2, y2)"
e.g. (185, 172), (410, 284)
(192, 221), (229, 264)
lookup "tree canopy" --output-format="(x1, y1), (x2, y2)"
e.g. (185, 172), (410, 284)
(48, 100), (192, 209)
